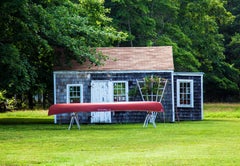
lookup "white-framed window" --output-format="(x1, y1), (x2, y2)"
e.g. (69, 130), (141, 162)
(113, 81), (128, 102)
(66, 84), (83, 103)
(177, 79), (194, 107)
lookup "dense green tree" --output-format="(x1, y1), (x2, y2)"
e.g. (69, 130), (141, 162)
(105, 0), (156, 46)
(105, 0), (239, 101)
(0, 0), (40, 96)
(0, 0), (126, 108)
(222, 0), (240, 100)
(105, 0), (201, 71)
(150, 0), (200, 71)
(177, 0), (239, 101)
(1, 0), (239, 107)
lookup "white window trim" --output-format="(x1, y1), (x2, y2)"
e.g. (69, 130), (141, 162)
(112, 81), (129, 102)
(177, 79), (194, 108)
(66, 84), (83, 103)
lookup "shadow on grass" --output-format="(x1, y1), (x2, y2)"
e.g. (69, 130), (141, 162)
(0, 118), (53, 124)
(0, 118), (144, 131)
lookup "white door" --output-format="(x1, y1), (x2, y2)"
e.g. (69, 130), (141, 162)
(91, 81), (113, 123)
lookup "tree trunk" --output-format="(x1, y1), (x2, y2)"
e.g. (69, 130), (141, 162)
(42, 92), (46, 109)
(28, 92), (34, 109)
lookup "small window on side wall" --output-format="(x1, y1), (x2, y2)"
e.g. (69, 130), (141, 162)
(177, 79), (194, 107)
(67, 84), (83, 103)
(113, 81), (128, 102)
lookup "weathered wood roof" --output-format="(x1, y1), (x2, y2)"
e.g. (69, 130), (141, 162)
(55, 46), (174, 71)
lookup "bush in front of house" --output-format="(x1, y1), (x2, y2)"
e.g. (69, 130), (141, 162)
(0, 90), (17, 112)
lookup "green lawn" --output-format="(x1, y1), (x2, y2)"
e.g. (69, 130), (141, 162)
(0, 104), (240, 166)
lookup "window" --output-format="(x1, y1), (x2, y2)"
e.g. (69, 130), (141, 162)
(67, 84), (83, 103)
(177, 79), (194, 107)
(113, 81), (128, 102)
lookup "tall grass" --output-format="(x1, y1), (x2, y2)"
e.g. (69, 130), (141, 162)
(0, 103), (240, 165)
(204, 103), (240, 119)
(0, 110), (52, 124)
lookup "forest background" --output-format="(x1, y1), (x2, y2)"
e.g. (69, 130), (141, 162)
(0, 0), (239, 110)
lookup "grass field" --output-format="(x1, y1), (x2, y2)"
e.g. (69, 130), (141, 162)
(0, 103), (240, 166)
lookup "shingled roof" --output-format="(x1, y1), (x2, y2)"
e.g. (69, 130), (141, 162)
(55, 46), (174, 71)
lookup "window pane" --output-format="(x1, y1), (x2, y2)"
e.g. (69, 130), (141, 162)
(69, 85), (82, 103)
(113, 82), (127, 102)
(178, 80), (193, 107)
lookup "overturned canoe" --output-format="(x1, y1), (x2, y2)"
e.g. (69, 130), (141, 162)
(48, 101), (164, 116)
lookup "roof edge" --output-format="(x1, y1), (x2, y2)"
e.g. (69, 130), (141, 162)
(173, 72), (204, 76)
(54, 70), (174, 74)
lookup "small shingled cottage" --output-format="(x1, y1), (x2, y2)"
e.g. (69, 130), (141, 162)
(53, 46), (203, 124)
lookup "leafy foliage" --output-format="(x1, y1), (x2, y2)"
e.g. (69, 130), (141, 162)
(106, 0), (240, 101)
(0, 0), (126, 108)
(0, 90), (16, 111)
(137, 76), (167, 102)
(0, 0), (240, 107)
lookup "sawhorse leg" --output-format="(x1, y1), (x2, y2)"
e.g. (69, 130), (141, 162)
(68, 112), (80, 130)
(143, 112), (157, 128)
(143, 113), (151, 127)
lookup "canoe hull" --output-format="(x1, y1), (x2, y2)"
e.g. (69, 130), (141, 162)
(48, 101), (164, 116)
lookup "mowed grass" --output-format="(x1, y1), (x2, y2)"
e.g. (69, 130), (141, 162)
(0, 104), (240, 166)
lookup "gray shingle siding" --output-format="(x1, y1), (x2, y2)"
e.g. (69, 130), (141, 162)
(54, 71), (173, 124)
(173, 74), (203, 121)
(53, 71), (203, 124)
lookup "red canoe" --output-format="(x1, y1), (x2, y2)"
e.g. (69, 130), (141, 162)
(48, 101), (164, 116)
